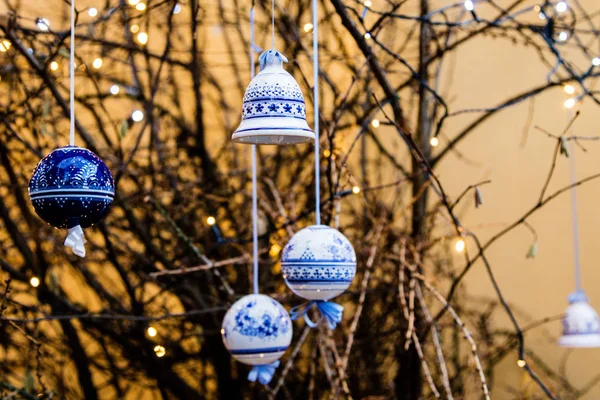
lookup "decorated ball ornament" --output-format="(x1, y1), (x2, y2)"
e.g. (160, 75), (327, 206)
(559, 290), (600, 348)
(231, 50), (315, 145)
(221, 294), (293, 385)
(28, 146), (115, 257)
(282, 225), (356, 330)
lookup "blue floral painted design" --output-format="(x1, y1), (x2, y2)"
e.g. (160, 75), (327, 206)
(233, 300), (291, 340)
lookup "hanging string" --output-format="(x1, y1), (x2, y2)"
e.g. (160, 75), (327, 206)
(247, 2), (278, 385)
(567, 111), (582, 293)
(271, 0), (275, 49)
(69, 0), (76, 146)
(250, 1), (259, 295)
(312, 0), (320, 225)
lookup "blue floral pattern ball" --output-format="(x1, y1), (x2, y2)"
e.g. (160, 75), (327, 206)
(222, 294), (292, 365)
(28, 146), (115, 229)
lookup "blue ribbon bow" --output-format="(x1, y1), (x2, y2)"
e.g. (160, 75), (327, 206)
(258, 49), (288, 71)
(248, 360), (280, 385)
(290, 300), (344, 330)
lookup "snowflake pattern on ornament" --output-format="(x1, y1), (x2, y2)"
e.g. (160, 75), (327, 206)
(28, 146), (114, 229)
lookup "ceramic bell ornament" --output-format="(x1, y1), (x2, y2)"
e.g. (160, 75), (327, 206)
(282, 225), (356, 330)
(559, 290), (600, 347)
(232, 50), (315, 145)
(29, 146), (115, 257)
(222, 294), (293, 384)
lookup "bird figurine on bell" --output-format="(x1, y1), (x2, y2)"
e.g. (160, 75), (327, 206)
(559, 290), (600, 348)
(28, 145), (115, 257)
(221, 294), (293, 385)
(282, 225), (356, 330)
(232, 49), (315, 145)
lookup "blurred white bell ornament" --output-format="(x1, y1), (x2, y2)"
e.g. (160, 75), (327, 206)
(221, 294), (293, 384)
(282, 225), (356, 329)
(559, 291), (600, 348)
(232, 50), (315, 145)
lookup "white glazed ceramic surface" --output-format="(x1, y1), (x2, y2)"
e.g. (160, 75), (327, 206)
(232, 51), (315, 145)
(559, 300), (600, 348)
(222, 294), (293, 365)
(281, 225), (356, 301)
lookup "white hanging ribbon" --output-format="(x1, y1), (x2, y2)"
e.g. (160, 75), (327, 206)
(567, 110), (582, 293)
(65, 0), (87, 259)
(250, 3), (259, 295)
(65, 225), (87, 258)
(312, 0), (320, 225)
(69, 0), (76, 146)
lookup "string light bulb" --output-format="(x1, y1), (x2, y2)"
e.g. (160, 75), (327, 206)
(555, 1), (567, 13)
(137, 32), (148, 45)
(455, 238), (466, 253)
(154, 345), (166, 357)
(464, 0), (474, 11)
(136, 3), (147, 11)
(364, 32), (372, 40)
(128, 0), (140, 4)
(517, 359), (526, 368)
(538, 12), (546, 20)
(30, 277), (40, 288)
(88, 8), (98, 17)
(430, 137), (439, 147)
(364, 0), (372, 6)
(303, 23), (313, 33)
(558, 31), (568, 42)
(269, 244), (282, 257)
(36, 18), (50, 31)
(147, 326), (157, 337)
(564, 98), (575, 109)
(173, 3), (182, 14)
(352, 186), (361, 194)
(206, 216), (216, 226)
(592, 57), (600, 67)
(563, 84), (575, 95)
(92, 57), (103, 69)
(110, 85), (120, 95)
(371, 119), (380, 128)
(0, 40), (11, 52)
(323, 149), (331, 157)
(131, 25), (140, 33)
(50, 61), (59, 71)
(132, 110), (144, 122)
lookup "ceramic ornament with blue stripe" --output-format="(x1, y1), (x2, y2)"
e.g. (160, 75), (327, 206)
(559, 291), (600, 347)
(28, 146), (115, 258)
(221, 294), (292, 384)
(231, 50), (315, 145)
(283, 225), (356, 329)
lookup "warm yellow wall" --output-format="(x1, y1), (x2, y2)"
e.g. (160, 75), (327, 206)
(436, 5), (600, 396)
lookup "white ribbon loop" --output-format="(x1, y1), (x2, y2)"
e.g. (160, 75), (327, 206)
(64, 225), (87, 258)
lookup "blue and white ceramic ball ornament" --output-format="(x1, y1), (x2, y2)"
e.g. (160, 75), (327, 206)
(559, 291), (600, 348)
(221, 294), (293, 384)
(231, 49), (315, 145)
(282, 225), (356, 301)
(28, 146), (115, 257)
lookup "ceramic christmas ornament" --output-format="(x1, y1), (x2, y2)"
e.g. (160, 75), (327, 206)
(29, 146), (115, 257)
(28, 0), (115, 258)
(221, 294), (293, 384)
(231, 50), (315, 145)
(559, 291), (600, 348)
(282, 225), (356, 329)
(556, 138), (600, 347)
